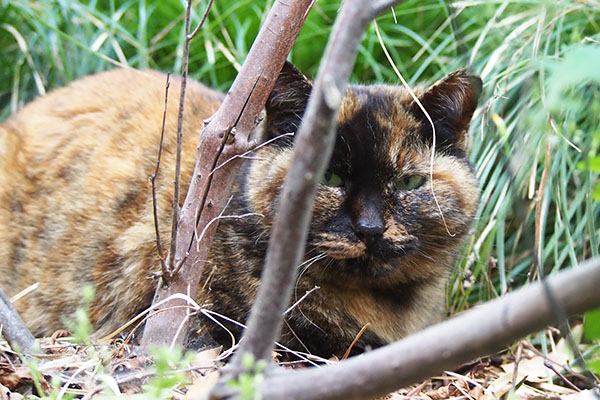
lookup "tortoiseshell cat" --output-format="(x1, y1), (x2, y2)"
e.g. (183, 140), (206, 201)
(0, 63), (481, 358)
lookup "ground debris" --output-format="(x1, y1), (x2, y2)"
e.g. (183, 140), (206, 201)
(0, 328), (595, 399)
(0, 334), (222, 399)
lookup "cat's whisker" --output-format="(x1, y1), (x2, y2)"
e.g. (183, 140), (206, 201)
(195, 211), (264, 252)
(317, 258), (336, 281)
(294, 253), (327, 300)
(283, 318), (311, 354)
(238, 156), (269, 161)
(285, 285), (320, 315)
(211, 132), (295, 173)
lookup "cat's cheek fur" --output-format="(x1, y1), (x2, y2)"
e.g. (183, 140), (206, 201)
(427, 154), (479, 231)
(244, 146), (293, 225)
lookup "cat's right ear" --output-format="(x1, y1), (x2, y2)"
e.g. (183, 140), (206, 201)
(264, 61), (313, 139)
(410, 70), (482, 152)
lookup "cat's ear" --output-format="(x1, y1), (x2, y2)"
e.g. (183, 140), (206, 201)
(410, 70), (482, 152)
(264, 61), (313, 139)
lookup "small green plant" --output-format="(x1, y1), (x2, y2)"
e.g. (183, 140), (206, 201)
(65, 285), (95, 345)
(16, 286), (96, 399)
(19, 342), (75, 400)
(227, 353), (268, 400)
(583, 308), (600, 374)
(141, 346), (194, 400)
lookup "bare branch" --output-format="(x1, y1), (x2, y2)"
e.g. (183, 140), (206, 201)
(226, 0), (403, 370)
(188, 0), (214, 41)
(150, 73), (171, 279)
(0, 286), (37, 355)
(167, 0), (194, 278)
(141, 0), (315, 348)
(372, 0), (403, 13)
(256, 258), (600, 400)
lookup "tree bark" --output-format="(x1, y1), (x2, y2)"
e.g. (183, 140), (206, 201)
(141, 0), (315, 348)
(0, 286), (37, 355)
(256, 258), (600, 400)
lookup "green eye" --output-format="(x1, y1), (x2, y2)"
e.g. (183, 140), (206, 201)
(322, 170), (344, 187)
(394, 175), (424, 191)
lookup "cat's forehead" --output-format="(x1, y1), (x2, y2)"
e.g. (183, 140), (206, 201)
(333, 85), (423, 171)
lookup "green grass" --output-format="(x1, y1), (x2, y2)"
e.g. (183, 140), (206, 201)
(1, 0), (599, 314)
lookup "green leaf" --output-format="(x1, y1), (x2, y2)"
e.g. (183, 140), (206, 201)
(593, 183), (600, 202)
(577, 156), (600, 173)
(546, 45), (600, 113)
(583, 307), (600, 342)
(588, 358), (600, 375)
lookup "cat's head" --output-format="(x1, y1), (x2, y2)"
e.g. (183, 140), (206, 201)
(245, 62), (482, 283)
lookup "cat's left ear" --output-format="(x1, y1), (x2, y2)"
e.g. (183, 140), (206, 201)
(410, 70), (482, 152)
(264, 61), (313, 139)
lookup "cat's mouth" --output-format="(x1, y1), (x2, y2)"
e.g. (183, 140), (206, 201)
(313, 233), (368, 259)
(313, 232), (415, 260)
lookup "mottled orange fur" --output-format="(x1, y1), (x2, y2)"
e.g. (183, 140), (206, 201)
(0, 64), (482, 358)
(0, 69), (221, 336)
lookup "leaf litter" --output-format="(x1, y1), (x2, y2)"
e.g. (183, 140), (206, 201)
(0, 325), (598, 399)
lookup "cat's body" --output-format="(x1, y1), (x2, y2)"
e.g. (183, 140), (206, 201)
(0, 64), (481, 357)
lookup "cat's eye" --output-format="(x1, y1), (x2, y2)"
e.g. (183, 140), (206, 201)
(322, 169), (344, 187)
(394, 175), (424, 191)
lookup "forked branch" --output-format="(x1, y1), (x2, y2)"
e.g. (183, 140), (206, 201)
(141, 0), (315, 348)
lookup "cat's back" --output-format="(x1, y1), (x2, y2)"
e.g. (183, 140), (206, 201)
(4, 69), (222, 162)
(0, 69), (222, 335)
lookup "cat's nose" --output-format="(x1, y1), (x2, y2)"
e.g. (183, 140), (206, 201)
(351, 190), (385, 244)
(354, 218), (385, 243)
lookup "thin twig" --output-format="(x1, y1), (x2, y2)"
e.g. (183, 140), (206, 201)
(509, 342), (523, 396)
(195, 212), (263, 251)
(373, 20), (455, 238)
(200, 309), (323, 367)
(543, 360), (581, 392)
(342, 323), (370, 360)
(188, 0), (214, 41)
(168, 0), (194, 275)
(284, 286), (320, 315)
(212, 132), (294, 173)
(192, 195), (262, 253)
(150, 73), (171, 280)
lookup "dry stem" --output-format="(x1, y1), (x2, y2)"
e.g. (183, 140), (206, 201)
(167, 0), (194, 277)
(150, 73), (171, 279)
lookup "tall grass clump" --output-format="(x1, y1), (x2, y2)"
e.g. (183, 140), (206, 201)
(1, 0), (599, 313)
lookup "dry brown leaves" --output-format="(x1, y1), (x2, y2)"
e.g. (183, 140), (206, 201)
(0, 327), (596, 399)
(383, 328), (595, 400)
(0, 334), (222, 399)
